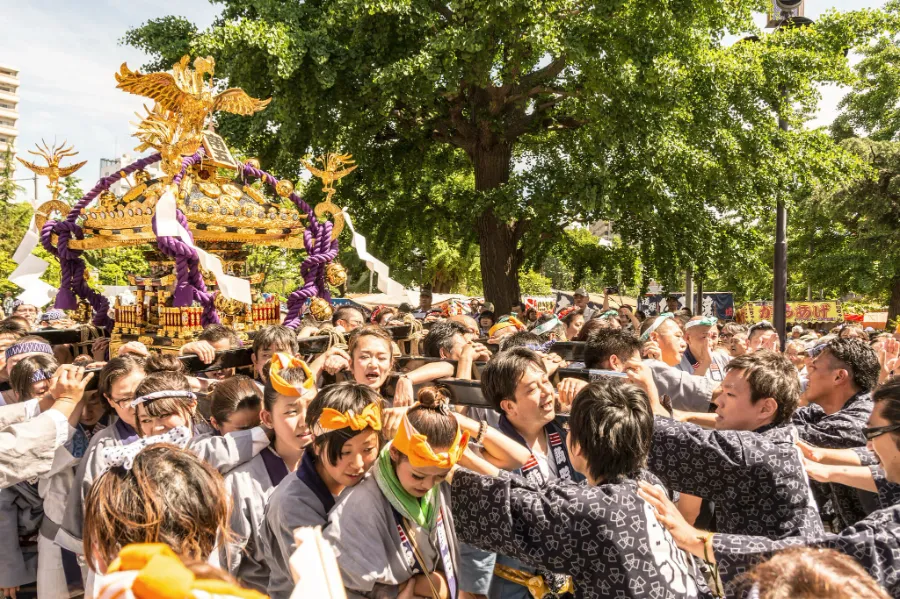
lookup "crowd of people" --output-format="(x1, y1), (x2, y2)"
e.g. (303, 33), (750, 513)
(0, 291), (898, 599)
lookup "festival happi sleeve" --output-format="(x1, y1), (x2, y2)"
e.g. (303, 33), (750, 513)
(0, 486), (32, 588)
(186, 426), (269, 474)
(323, 478), (403, 594)
(56, 432), (119, 553)
(853, 446), (880, 466)
(450, 469), (582, 575)
(713, 506), (900, 596)
(646, 360), (714, 413)
(221, 465), (270, 594)
(0, 399), (33, 430)
(791, 405), (867, 449)
(869, 465), (900, 511)
(0, 411), (61, 488)
(647, 416), (752, 499)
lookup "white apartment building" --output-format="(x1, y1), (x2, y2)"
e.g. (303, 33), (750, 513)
(0, 64), (19, 172)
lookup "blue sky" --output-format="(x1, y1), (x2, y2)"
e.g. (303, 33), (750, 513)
(0, 0), (889, 203)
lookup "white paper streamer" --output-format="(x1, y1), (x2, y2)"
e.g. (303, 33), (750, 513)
(8, 205), (52, 305)
(9, 252), (54, 308)
(156, 186), (252, 305)
(341, 208), (408, 298)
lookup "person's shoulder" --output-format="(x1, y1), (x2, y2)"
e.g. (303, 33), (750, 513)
(223, 452), (269, 492)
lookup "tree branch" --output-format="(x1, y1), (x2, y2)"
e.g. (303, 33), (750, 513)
(516, 56), (568, 91)
(431, 1), (454, 22)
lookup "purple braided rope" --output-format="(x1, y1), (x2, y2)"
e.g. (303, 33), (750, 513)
(151, 151), (220, 326)
(239, 163), (339, 328)
(40, 153), (162, 331)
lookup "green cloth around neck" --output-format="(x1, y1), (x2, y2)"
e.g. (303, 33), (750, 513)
(375, 444), (438, 529)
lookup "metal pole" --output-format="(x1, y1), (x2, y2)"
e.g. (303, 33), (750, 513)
(774, 91), (789, 350)
(695, 277), (704, 315)
(33, 174), (37, 202)
(685, 268), (694, 314)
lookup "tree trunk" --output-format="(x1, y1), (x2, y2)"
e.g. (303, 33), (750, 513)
(889, 277), (900, 326)
(473, 143), (521, 311)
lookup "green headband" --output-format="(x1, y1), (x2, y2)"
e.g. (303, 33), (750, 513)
(684, 317), (717, 330)
(640, 312), (674, 342)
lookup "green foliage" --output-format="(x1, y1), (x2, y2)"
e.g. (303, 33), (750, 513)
(121, 16), (199, 72)
(518, 269), (551, 296)
(795, 138), (900, 319)
(60, 176), (84, 206)
(125, 2), (894, 306)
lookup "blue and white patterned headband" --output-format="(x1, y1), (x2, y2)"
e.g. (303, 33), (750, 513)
(525, 340), (557, 354)
(5, 341), (53, 360)
(30, 369), (53, 383)
(100, 426), (191, 470)
(130, 390), (197, 409)
(532, 316), (562, 337)
(640, 313), (674, 342)
(41, 309), (65, 322)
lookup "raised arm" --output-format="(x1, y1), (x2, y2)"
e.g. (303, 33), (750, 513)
(454, 412), (530, 471)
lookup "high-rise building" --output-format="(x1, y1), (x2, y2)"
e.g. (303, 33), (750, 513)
(0, 64), (19, 171)
(589, 219), (615, 247)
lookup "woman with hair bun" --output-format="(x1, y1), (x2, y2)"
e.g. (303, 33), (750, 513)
(323, 386), (528, 599)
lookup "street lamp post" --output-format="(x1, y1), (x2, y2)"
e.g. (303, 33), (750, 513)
(769, 0), (812, 349)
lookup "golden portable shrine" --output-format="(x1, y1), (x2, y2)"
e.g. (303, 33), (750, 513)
(22, 55), (352, 352)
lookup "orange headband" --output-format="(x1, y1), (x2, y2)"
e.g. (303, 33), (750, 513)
(392, 411), (469, 469)
(269, 352), (315, 397)
(488, 316), (525, 338)
(319, 403), (383, 433)
(103, 543), (265, 599)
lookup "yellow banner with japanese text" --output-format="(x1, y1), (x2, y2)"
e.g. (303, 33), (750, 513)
(738, 301), (843, 324)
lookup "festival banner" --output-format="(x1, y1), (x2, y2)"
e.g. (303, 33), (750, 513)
(737, 301), (843, 324)
(639, 293), (735, 321)
(554, 292), (602, 315)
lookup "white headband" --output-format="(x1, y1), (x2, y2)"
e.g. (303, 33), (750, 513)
(640, 313), (674, 342)
(532, 316), (562, 336)
(130, 390), (197, 409)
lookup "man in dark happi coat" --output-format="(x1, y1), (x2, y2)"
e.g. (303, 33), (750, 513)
(639, 377), (900, 598)
(648, 351), (823, 539)
(478, 348), (586, 599)
(452, 377), (711, 599)
(792, 338), (881, 529)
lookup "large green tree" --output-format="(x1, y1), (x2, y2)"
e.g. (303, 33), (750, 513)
(125, 2), (890, 308)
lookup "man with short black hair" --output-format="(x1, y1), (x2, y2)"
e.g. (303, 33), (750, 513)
(181, 324), (243, 380)
(582, 329), (715, 413)
(747, 320), (779, 353)
(331, 306), (365, 333)
(794, 337), (882, 528)
(479, 348), (585, 598)
(251, 325), (300, 380)
(422, 320), (469, 359)
(451, 378), (707, 599)
(646, 351), (822, 539)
